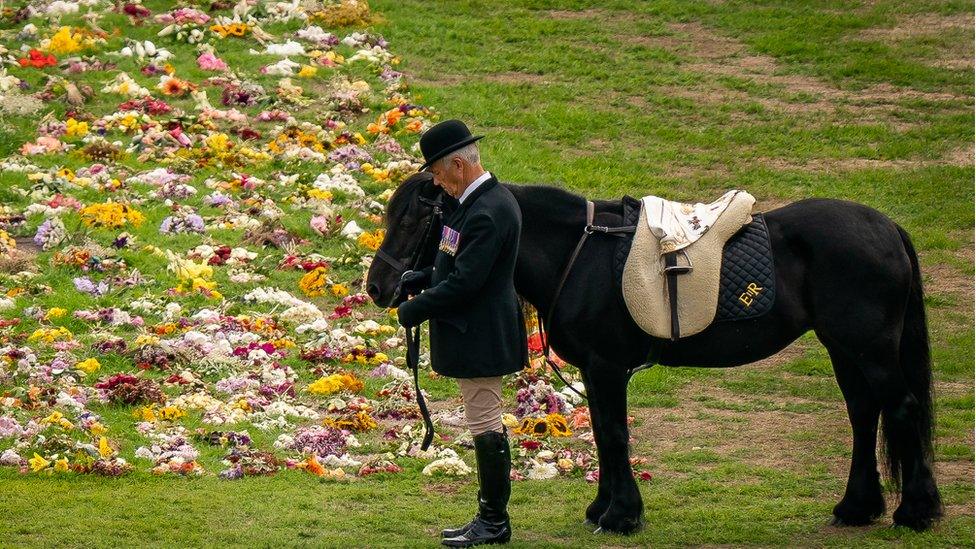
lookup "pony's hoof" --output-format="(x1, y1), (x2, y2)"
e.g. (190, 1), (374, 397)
(831, 497), (884, 527)
(893, 491), (943, 531)
(830, 514), (874, 527)
(597, 510), (644, 535)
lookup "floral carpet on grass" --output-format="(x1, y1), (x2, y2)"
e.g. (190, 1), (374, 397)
(0, 0), (651, 485)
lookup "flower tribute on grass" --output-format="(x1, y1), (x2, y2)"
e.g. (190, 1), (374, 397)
(0, 0), (651, 486)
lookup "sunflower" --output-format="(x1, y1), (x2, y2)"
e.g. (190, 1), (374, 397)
(546, 413), (573, 437)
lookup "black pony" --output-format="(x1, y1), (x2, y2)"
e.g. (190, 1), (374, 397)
(366, 173), (942, 533)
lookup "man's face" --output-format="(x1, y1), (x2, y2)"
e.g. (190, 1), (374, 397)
(428, 157), (463, 198)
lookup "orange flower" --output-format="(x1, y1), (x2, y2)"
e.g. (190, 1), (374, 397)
(303, 455), (325, 476)
(161, 79), (184, 96)
(384, 109), (404, 127)
(404, 119), (422, 133)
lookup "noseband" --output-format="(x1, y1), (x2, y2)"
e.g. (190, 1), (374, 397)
(374, 194), (444, 303)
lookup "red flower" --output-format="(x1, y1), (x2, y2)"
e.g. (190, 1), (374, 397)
(527, 332), (544, 354)
(19, 49), (57, 68)
(520, 440), (541, 450)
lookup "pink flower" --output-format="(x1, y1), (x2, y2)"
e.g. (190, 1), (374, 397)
(197, 52), (228, 71)
(310, 215), (329, 236)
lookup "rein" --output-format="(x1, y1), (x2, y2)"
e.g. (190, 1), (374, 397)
(537, 200), (637, 400)
(375, 193), (444, 451)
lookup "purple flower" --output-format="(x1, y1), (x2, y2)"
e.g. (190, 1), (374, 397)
(290, 426), (347, 458)
(33, 219), (52, 247)
(73, 276), (108, 296)
(204, 192), (233, 208)
(0, 416), (23, 437)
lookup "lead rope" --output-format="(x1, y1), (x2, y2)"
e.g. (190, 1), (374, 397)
(407, 324), (435, 451)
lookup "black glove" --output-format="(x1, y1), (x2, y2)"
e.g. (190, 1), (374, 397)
(397, 299), (419, 328)
(399, 269), (428, 296)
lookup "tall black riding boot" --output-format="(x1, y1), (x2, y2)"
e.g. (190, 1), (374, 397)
(441, 430), (512, 547)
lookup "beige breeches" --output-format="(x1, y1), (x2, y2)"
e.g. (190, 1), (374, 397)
(457, 376), (504, 435)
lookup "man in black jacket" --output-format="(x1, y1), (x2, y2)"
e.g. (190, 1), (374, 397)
(396, 119), (526, 547)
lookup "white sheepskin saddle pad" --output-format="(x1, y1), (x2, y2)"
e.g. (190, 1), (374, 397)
(621, 190), (756, 339)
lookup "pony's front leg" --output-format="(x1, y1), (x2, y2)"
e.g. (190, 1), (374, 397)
(580, 369), (611, 526)
(585, 361), (644, 534)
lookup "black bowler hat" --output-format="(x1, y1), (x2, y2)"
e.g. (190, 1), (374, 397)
(418, 119), (484, 171)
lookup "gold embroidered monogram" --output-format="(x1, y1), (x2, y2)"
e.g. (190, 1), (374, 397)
(738, 282), (763, 307)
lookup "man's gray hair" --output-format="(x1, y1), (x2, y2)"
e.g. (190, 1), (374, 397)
(435, 142), (480, 169)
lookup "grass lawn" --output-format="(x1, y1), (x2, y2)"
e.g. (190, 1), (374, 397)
(0, 0), (972, 547)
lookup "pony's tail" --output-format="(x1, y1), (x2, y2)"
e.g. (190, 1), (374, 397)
(879, 225), (935, 488)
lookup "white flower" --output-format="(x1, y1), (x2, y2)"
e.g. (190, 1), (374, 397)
(560, 382), (586, 405)
(263, 58), (301, 76)
(46, 1), (79, 16)
(280, 303), (324, 325)
(164, 302), (182, 320)
(423, 456), (473, 476)
(340, 220), (364, 239)
(313, 171), (365, 199)
(527, 460), (559, 480)
(321, 454), (362, 468)
(102, 73), (151, 98)
(295, 318), (330, 334)
(0, 298), (14, 311)
(262, 41), (305, 56)
(0, 449), (21, 465)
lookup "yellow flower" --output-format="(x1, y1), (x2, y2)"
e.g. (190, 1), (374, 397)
(166, 251), (213, 282)
(330, 283), (349, 297)
(79, 202), (145, 229)
(98, 436), (114, 458)
(65, 118), (88, 138)
(29, 453), (51, 472)
(298, 65), (318, 78)
(75, 358), (101, 375)
(28, 326), (74, 343)
(307, 373), (363, 396)
(54, 458), (70, 473)
(307, 188), (333, 201)
(299, 267), (329, 298)
(89, 422), (107, 436)
(134, 334), (160, 347)
(42, 411), (64, 425)
(48, 26), (83, 54)
(45, 307), (67, 320)
(357, 229), (385, 251)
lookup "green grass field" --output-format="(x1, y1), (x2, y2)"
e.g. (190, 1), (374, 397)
(0, 0), (972, 547)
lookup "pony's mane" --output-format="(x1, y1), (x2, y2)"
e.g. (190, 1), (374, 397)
(385, 173), (431, 226)
(504, 183), (589, 223)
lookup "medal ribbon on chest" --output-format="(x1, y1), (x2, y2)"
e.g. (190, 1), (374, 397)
(438, 225), (461, 256)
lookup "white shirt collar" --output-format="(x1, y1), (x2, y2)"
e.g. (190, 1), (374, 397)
(458, 172), (492, 205)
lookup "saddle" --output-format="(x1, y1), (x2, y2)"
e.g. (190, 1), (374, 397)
(619, 191), (771, 340)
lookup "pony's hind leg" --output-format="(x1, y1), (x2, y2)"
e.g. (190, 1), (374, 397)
(819, 332), (942, 530)
(822, 344), (885, 525)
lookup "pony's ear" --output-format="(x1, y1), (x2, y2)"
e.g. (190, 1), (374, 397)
(412, 171), (439, 201)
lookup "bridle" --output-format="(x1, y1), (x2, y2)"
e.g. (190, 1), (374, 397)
(373, 191), (445, 451)
(374, 193), (444, 304)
